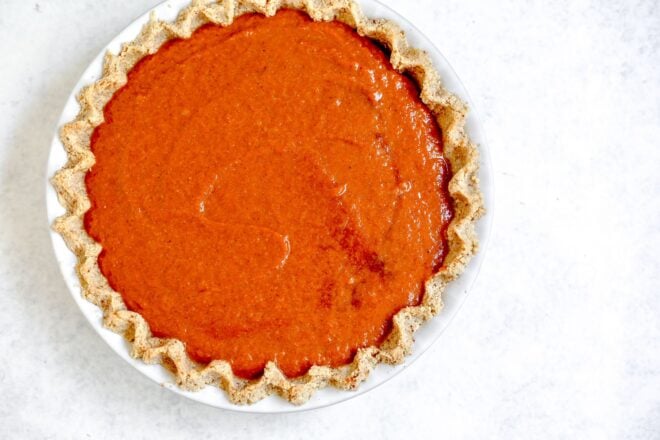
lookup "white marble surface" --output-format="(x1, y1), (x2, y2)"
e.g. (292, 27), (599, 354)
(0, 0), (658, 438)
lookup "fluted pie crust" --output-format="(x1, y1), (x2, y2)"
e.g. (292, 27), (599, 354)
(51, 0), (484, 405)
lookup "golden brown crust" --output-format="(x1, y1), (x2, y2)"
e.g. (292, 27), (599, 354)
(51, 0), (484, 405)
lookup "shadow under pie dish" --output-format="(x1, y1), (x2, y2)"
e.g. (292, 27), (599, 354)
(51, 0), (483, 405)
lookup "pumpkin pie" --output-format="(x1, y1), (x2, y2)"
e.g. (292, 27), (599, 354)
(52, 0), (483, 404)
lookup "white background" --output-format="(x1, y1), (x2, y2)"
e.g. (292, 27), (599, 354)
(0, 0), (658, 438)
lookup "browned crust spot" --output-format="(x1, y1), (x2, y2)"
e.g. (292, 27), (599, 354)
(51, 0), (484, 405)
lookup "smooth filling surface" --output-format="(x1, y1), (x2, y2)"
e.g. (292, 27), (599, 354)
(85, 10), (453, 379)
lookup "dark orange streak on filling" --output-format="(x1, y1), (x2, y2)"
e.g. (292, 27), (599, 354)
(84, 10), (454, 379)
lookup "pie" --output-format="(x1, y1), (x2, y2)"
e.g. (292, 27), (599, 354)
(52, 0), (483, 405)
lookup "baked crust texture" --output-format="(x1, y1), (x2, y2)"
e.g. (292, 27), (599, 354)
(52, 0), (484, 405)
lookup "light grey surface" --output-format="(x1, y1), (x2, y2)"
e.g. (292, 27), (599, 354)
(0, 0), (658, 438)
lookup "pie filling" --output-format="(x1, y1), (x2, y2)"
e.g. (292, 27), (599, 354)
(84, 10), (453, 379)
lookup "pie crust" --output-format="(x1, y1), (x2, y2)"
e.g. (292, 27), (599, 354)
(52, 0), (484, 405)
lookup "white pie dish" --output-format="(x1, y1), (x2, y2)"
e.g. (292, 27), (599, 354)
(45, 0), (494, 413)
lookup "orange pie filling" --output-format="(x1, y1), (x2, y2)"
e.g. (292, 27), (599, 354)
(84, 10), (454, 379)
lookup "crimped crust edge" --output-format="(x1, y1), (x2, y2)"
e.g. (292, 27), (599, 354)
(51, 0), (484, 405)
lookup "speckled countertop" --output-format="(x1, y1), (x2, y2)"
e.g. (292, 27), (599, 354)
(0, 0), (658, 438)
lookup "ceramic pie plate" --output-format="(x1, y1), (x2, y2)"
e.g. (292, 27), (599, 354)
(45, 0), (493, 413)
